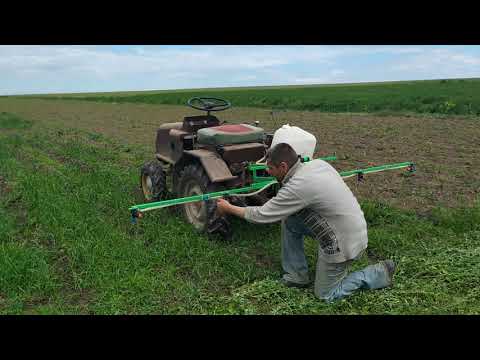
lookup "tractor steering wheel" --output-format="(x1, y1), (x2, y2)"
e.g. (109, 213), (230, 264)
(187, 97), (231, 114)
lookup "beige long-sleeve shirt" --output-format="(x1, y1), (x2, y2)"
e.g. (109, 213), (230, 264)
(244, 159), (368, 263)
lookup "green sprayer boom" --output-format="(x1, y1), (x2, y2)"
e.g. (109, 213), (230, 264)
(129, 156), (415, 223)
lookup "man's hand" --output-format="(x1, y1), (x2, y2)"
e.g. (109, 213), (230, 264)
(216, 198), (246, 219)
(216, 198), (231, 216)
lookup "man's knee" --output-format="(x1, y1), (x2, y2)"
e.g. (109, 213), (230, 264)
(314, 286), (338, 302)
(314, 260), (350, 302)
(314, 286), (329, 300)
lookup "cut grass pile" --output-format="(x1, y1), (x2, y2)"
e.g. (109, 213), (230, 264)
(1, 112), (479, 314)
(20, 78), (480, 116)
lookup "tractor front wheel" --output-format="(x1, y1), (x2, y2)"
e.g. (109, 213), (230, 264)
(140, 161), (167, 202)
(177, 163), (215, 231)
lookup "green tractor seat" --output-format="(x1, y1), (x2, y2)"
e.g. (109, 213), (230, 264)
(196, 124), (265, 145)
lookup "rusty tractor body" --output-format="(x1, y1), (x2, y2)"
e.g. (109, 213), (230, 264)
(140, 97), (273, 238)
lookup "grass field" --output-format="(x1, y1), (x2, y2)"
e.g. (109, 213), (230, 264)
(16, 78), (480, 116)
(1, 81), (479, 314)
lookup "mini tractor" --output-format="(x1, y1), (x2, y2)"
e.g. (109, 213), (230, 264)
(131, 97), (415, 239)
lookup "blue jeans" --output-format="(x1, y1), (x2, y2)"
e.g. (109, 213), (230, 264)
(281, 214), (392, 302)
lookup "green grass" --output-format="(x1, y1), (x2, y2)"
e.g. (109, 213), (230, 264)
(1, 112), (479, 314)
(0, 112), (33, 129)
(15, 78), (480, 116)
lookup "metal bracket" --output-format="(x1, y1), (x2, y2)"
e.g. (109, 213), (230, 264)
(131, 209), (138, 224)
(357, 172), (364, 182)
(130, 208), (143, 224)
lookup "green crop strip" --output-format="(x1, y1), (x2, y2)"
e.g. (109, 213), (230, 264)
(25, 78), (480, 116)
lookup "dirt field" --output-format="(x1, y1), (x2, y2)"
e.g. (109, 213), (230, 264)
(1, 98), (479, 214)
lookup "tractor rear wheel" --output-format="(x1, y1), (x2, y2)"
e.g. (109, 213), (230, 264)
(177, 162), (232, 239)
(140, 161), (167, 201)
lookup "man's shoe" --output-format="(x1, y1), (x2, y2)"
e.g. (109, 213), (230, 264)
(279, 275), (311, 289)
(381, 260), (396, 285)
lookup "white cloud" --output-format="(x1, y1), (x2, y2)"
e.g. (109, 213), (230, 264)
(390, 47), (480, 74)
(232, 75), (258, 82)
(0, 45), (478, 95)
(293, 77), (328, 84)
(0, 45), (422, 79)
(331, 69), (345, 76)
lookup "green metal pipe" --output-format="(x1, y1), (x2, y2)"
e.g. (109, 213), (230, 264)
(132, 155), (337, 214)
(340, 162), (415, 178)
(129, 159), (415, 220)
(130, 180), (275, 213)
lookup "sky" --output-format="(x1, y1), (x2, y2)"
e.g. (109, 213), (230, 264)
(0, 45), (479, 95)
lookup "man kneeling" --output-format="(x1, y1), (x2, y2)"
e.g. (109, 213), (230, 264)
(216, 143), (395, 302)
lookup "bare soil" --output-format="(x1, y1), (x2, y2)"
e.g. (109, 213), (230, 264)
(1, 98), (479, 214)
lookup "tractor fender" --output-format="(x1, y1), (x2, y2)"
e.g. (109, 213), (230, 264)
(183, 150), (237, 183)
